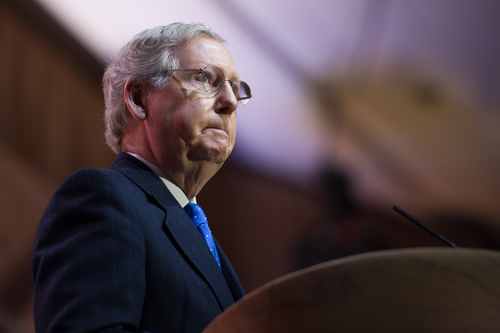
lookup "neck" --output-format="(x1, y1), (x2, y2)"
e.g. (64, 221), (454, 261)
(169, 162), (221, 200)
(122, 138), (221, 201)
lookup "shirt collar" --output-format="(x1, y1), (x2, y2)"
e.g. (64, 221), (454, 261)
(126, 152), (195, 207)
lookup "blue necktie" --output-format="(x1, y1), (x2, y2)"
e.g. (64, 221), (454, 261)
(184, 202), (221, 269)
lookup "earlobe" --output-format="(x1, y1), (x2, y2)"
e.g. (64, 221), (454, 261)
(124, 80), (147, 120)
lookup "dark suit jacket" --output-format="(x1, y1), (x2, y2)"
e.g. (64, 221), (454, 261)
(32, 153), (245, 333)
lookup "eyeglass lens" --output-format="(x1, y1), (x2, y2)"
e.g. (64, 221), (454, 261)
(201, 66), (251, 106)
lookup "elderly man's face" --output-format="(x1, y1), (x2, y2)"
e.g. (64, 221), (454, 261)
(144, 36), (239, 175)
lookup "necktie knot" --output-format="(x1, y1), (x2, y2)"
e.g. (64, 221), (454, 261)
(184, 202), (207, 227)
(184, 202), (221, 269)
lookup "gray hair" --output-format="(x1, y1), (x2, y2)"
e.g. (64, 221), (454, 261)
(103, 22), (225, 154)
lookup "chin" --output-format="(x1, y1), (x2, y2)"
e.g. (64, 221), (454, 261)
(187, 146), (231, 164)
(207, 151), (230, 164)
(207, 142), (234, 163)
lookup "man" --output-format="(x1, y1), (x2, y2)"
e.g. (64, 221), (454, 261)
(32, 22), (251, 333)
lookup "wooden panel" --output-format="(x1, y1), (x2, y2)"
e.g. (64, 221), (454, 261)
(0, 0), (113, 184)
(0, 1), (111, 331)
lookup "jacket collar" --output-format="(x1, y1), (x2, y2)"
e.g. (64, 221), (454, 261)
(111, 152), (178, 208)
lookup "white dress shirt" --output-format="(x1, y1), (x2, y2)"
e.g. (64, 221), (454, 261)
(126, 152), (196, 207)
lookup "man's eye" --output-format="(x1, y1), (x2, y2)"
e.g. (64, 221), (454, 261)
(195, 73), (208, 83)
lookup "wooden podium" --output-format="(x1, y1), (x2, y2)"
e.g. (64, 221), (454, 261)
(204, 248), (500, 332)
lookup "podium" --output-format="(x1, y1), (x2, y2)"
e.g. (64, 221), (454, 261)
(204, 248), (500, 332)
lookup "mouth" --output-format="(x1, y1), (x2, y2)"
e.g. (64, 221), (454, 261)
(205, 123), (227, 132)
(204, 127), (228, 137)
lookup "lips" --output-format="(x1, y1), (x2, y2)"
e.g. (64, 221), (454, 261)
(205, 122), (228, 134)
(202, 119), (233, 141)
(204, 127), (228, 138)
(206, 125), (224, 131)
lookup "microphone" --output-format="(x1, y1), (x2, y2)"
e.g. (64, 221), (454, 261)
(393, 205), (458, 249)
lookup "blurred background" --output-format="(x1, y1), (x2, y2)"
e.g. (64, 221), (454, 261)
(1, 0), (500, 331)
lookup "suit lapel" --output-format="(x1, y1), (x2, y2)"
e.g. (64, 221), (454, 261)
(164, 206), (236, 309)
(216, 239), (245, 301)
(111, 153), (236, 310)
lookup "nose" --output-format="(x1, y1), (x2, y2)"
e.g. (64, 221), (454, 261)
(214, 81), (238, 115)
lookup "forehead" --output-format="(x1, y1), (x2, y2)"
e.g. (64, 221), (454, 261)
(175, 36), (238, 80)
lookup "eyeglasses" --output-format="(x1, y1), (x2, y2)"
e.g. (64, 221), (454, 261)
(170, 65), (252, 106)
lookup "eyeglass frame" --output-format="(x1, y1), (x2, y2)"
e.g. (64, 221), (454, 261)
(169, 65), (252, 106)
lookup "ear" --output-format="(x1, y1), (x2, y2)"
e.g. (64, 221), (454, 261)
(124, 80), (147, 120)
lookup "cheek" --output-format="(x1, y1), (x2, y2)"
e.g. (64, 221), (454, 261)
(232, 118), (237, 136)
(229, 116), (237, 145)
(232, 112), (237, 132)
(170, 108), (203, 145)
